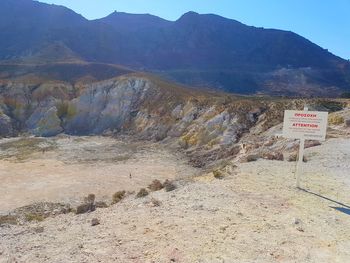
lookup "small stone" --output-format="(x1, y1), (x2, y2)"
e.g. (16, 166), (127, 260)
(296, 226), (304, 232)
(220, 225), (229, 232)
(192, 204), (204, 210)
(305, 140), (321, 149)
(91, 218), (100, 226)
(52, 209), (60, 215)
(244, 154), (259, 162)
(345, 119), (350, 127)
(262, 152), (284, 161)
(294, 218), (302, 225)
(32, 226), (44, 233)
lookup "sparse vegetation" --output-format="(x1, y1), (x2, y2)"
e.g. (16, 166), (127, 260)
(328, 114), (344, 125)
(150, 198), (161, 207)
(76, 194), (96, 214)
(0, 215), (18, 225)
(163, 180), (176, 192)
(95, 201), (108, 208)
(25, 213), (45, 222)
(0, 137), (57, 161)
(136, 188), (149, 198)
(112, 191), (126, 204)
(84, 194), (96, 204)
(148, 180), (164, 192)
(213, 170), (224, 179)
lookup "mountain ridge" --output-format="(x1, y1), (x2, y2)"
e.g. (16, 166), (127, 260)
(0, 0), (349, 96)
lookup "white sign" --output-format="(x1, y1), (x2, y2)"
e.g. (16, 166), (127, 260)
(283, 110), (328, 141)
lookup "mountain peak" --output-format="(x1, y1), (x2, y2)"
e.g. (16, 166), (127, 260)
(176, 11), (241, 26)
(177, 11), (200, 21)
(97, 11), (170, 30)
(182, 11), (199, 16)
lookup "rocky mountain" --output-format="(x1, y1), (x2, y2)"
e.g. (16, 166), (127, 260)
(1, 71), (347, 167)
(0, 0), (349, 96)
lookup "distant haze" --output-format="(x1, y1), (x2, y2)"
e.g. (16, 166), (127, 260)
(37, 0), (350, 60)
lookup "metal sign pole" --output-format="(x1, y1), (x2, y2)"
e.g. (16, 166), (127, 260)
(296, 106), (308, 189)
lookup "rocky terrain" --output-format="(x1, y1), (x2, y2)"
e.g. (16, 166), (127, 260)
(0, 79), (349, 261)
(1, 2), (349, 261)
(0, 123), (349, 262)
(1, 73), (348, 167)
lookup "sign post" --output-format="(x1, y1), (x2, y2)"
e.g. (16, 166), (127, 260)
(295, 106), (308, 188)
(282, 106), (328, 189)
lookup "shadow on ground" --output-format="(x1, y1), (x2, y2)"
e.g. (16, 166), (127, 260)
(331, 207), (350, 216)
(300, 188), (350, 216)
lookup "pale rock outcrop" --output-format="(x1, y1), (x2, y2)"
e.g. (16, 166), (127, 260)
(0, 111), (13, 136)
(64, 78), (150, 134)
(26, 104), (63, 137)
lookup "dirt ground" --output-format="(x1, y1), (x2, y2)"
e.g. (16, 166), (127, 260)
(0, 136), (199, 213)
(0, 137), (349, 262)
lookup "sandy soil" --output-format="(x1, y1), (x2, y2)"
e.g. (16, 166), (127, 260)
(0, 138), (349, 262)
(0, 136), (199, 213)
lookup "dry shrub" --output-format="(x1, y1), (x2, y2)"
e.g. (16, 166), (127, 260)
(163, 180), (176, 192)
(0, 215), (18, 225)
(95, 201), (108, 208)
(76, 194), (96, 214)
(328, 115), (344, 125)
(84, 194), (96, 204)
(112, 191), (126, 204)
(151, 198), (161, 207)
(25, 213), (44, 222)
(213, 170), (224, 179)
(136, 188), (149, 198)
(148, 179), (164, 192)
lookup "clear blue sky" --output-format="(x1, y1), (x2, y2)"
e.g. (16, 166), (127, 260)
(38, 0), (350, 59)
